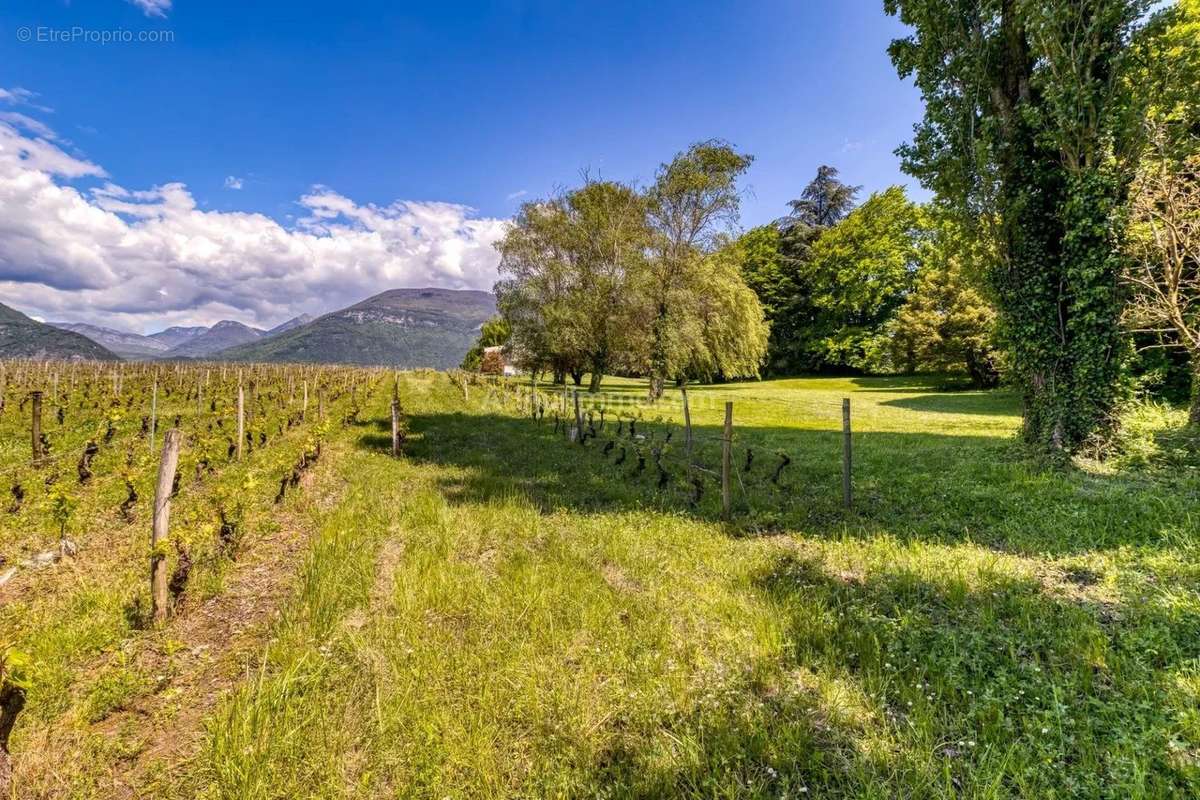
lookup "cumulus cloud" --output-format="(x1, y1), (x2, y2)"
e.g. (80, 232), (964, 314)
(0, 114), (507, 332)
(128, 0), (173, 17)
(224, 175), (244, 190)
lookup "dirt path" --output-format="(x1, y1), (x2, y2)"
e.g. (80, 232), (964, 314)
(14, 454), (348, 799)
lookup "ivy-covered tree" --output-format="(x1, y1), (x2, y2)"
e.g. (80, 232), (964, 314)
(885, 0), (1155, 452)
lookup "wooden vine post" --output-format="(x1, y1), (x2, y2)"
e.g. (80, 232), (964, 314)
(721, 401), (733, 521)
(842, 398), (852, 509)
(302, 379), (308, 422)
(149, 377), (158, 453)
(573, 389), (584, 444)
(391, 399), (401, 457)
(236, 382), (245, 461)
(30, 391), (43, 462)
(682, 386), (693, 464)
(151, 429), (181, 624)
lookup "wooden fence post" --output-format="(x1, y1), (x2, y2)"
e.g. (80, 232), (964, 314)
(682, 386), (693, 464)
(722, 401), (733, 521)
(573, 389), (584, 444)
(391, 399), (401, 457)
(302, 380), (308, 422)
(236, 383), (245, 461)
(151, 429), (181, 624)
(842, 398), (852, 509)
(149, 378), (158, 452)
(30, 391), (43, 462)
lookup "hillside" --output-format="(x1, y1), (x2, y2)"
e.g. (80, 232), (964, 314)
(166, 320), (264, 358)
(49, 322), (170, 360)
(266, 314), (314, 336)
(218, 288), (496, 368)
(0, 303), (119, 361)
(147, 326), (208, 349)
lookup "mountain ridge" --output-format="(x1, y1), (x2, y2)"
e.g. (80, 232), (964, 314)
(49, 322), (170, 359)
(217, 288), (495, 368)
(0, 303), (120, 361)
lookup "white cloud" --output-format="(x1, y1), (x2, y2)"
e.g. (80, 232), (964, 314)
(128, 0), (172, 17)
(506, 189), (528, 201)
(224, 175), (244, 190)
(840, 139), (864, 153)
(0, 88), (36, 105)
(0, 114), (508, 332)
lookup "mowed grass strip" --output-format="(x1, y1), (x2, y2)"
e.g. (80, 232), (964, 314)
(188, 375), (1200, 799)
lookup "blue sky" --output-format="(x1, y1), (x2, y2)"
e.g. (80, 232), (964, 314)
(0, 0), (926, 331)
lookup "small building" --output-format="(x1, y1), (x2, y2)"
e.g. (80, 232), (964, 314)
(481, 345), (518, 377)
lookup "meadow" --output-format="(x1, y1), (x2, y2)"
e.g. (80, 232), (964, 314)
(1, 365), (1198, 798)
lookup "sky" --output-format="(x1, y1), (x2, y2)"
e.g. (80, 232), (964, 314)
(0, 0), (926, 334)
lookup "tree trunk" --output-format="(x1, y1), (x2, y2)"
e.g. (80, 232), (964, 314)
(570, 370), (584, 387)
(588, 370), (603, 393)
(648, 302), (669, 401)
(1190, 356), (1200, 428)
(552, 369), (565, 386)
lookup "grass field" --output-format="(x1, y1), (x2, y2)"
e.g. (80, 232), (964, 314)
(8, 371), (1200, 798)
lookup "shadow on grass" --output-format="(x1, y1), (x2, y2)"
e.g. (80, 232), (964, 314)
(357, 408), (1196, 557)
(741, 551), (1199, 796)
(880, 392), (1019, 417)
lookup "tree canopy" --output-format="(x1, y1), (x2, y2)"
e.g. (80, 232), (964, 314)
(490, 144), (768, 392)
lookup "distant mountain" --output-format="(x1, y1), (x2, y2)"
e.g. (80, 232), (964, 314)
(266, 314), (314, 337)
(49, 322), (170, 360)
(166, 320), (264, 358)
(0, 303), (119, 361)
(217, 288), (496, 368)
(148, 326), (208, 349)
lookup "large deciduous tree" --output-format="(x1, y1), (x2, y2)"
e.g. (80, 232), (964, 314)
(887, 217), (1000, 386)
(885, 0), (1153, 452)
(494, 180), (649, 389)
(1124, 146), (1200, 425)
(799, 186), (926, 370)
(643, 140), (755, 397)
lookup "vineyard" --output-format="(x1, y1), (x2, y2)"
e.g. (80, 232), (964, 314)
(0, 359), (397, 795)
(0, 365), (1197, 798)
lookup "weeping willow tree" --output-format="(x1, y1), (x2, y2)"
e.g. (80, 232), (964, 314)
(629, 241), (770, 384)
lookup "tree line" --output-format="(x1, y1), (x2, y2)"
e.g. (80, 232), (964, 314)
(470, 0), (1199, 453)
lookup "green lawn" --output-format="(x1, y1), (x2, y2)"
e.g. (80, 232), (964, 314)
(170, 373), (1199, 799)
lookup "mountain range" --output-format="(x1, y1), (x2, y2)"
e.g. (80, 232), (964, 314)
(5, 291), (492, 368)
(0, 304), (119, 361)
(219, 289), (495, 368)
